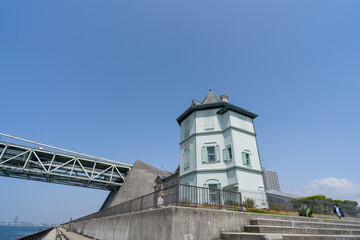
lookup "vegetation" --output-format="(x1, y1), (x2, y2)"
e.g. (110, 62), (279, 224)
(297, 205), (314, 217)
(224, 200), (239, 206)
(243, 198), (257, 208)
(180, 198), (191, 207)
(269, 202), (285, 211)
(290, 195), (359, 217)
(246, 208), (275, 214)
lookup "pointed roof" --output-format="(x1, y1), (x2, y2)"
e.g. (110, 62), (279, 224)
(201, 89), (221, 104)
(177, 90), (258, 125)
(192, 89), (221, 106)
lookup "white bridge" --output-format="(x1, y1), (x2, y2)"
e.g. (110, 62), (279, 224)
(0, 133), (132, 191)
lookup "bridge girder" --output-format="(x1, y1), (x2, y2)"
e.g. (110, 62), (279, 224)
(0, 142), (132, 191)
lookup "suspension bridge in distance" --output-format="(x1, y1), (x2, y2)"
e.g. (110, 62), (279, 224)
(0, 133), (132, 191)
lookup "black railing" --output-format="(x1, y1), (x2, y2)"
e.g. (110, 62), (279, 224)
(72, 184), (242, 222)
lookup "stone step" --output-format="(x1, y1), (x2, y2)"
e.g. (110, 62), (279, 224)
(221, 232), (360, 240)
(245, 225), (360, 235)
(244, 214), (360, 226)
(251, 218), (360, 230)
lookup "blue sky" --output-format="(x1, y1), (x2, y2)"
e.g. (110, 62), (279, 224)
(0, 0), (359, 224)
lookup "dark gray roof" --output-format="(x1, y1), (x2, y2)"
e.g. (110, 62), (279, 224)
(177, 90), (258, 125)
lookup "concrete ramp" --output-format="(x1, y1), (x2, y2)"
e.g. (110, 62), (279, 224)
(100, 160), (171, 209)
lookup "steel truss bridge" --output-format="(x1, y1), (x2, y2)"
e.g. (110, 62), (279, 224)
(0, 133), (132, 191)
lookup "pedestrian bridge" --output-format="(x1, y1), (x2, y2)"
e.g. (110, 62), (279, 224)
(0, 133), (132, 191)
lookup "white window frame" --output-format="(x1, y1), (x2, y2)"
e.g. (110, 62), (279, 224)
(202, 144), (220, 164)
(242, 150), (251, 166)
(223, 145), (232, 162)
(227, 145), (232, 161)
(204, 179), (221, 204)
(207, 146), (216, 163)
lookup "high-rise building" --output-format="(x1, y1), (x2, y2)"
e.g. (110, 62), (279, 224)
(263, 170), (281, 191)
(177, 90), (268, 208)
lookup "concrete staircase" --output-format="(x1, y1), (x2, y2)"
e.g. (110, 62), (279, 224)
(221, 217), (360, 240)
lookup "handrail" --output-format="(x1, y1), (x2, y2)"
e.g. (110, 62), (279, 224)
(67, 184), (242, 223)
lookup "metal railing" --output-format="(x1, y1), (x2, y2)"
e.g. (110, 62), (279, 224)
(72, 184), (242, 222)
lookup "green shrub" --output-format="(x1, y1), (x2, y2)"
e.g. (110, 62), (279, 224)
(269, 202), (285, 210)
(180, 198), (191, 207)
(302, 195), (326, 200)
(243, 198), (257, 208)
(290, 194), (359, 216)
(298, 205), (314, 217)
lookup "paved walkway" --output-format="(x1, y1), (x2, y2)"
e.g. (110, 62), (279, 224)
(42, 228), (94, 240)
(59, 228), (94, 240)
(42, 229), (57, 240)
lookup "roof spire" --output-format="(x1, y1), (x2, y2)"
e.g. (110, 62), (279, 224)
(201, 89), (221, 104)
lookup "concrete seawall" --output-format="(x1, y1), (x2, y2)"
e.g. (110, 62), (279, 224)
(64, 207), (359, 240)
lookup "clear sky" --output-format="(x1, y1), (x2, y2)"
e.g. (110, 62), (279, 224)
(0, 0), (359, 224)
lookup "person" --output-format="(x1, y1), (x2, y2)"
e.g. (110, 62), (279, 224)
(334, 203), (344, 220)
(238, 206), (246, 212)
(157, 193), (164, 208)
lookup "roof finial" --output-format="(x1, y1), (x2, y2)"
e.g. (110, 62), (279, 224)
(209, 88), (212, 92)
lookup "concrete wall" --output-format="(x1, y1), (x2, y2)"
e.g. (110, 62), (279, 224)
(102, 160), (172, 209)
(66, 207), (256, 240)
(66, 207), (359, 240)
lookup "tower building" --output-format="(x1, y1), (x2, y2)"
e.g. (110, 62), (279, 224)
(176, 90), (268, 208)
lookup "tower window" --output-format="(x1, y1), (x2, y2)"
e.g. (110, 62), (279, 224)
(207, 146), (215, 162)
(227, 146), (232, 160)
(208, 184), (219, 203)
(202, 145), (220, 163)
(242, 152), (251, 166)
(223, 145), (232, 161)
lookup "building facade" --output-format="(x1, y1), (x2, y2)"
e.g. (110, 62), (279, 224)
(177, 90), (268, 208)
(263, 170), (281, 191)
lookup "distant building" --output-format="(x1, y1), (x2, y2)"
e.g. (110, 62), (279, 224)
(263, 170), (281, 191)
(176, 90), (268, 208)
(155, 166), (179, 191)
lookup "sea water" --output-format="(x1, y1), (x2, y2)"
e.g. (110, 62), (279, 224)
(0, 226), (49, 240)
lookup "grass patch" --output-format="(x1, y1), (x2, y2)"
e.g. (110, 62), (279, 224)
(246, 209), (278, 215)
